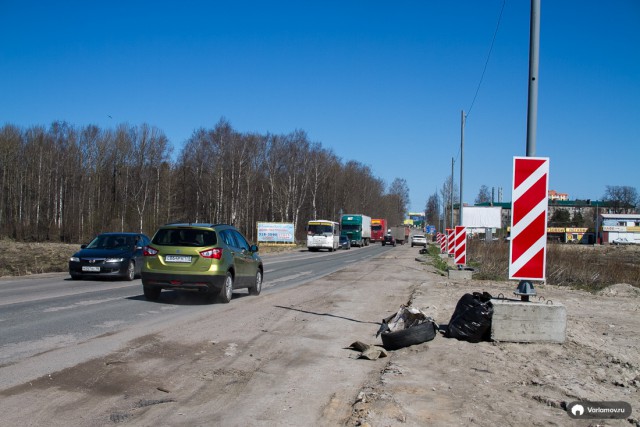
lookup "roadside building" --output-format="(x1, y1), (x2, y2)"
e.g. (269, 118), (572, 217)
(457, 199), (637, 244)
(598, 213), (640, 244)
(548, 190), (569, 201)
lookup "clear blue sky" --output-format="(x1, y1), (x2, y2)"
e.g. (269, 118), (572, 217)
(2, 1), (638, 212)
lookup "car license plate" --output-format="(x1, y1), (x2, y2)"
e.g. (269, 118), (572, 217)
(82, 266), (101, 272)
(165, 255), (192, 263)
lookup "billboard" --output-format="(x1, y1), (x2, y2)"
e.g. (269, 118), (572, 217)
(462, 206), (502, 228)
(257, 222), (295, 244)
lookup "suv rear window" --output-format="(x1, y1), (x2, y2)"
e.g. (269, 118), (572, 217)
(152, 228), (217, 247)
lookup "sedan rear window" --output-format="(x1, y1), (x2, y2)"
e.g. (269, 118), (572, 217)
(152, 228), (217, 247)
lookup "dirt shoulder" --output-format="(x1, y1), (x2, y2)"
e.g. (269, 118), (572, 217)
(1, 244), (638, 426)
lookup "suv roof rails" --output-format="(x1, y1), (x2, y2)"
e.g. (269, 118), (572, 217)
(162, 222), (228, 228)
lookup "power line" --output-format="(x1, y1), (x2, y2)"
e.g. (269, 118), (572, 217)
(466, 0), (507, 119)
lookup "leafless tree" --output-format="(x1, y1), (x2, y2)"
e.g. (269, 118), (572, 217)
(424, 191), (440, 229)
(475, 185), (491, 204)
(603, 185), (638, 213)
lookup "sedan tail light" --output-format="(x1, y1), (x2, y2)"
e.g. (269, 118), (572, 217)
(143, 246), (159, 257)
(199, 248), (222, 259)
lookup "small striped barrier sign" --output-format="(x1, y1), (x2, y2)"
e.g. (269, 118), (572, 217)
(454, 226), (467, 266)
(446, 228), (454, 255)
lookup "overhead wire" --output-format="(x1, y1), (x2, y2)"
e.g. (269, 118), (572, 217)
(466, 0), (507, 120)
(452, 0), (507, 166)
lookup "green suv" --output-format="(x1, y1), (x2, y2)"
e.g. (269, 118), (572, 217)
(141, 223), (263, 303)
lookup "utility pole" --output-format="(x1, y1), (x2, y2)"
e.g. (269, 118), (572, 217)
(450, 157), (454, 228)
(460, 110), (465, 225)
(516, 0), (541, 299)
(526, 0), (540, 156)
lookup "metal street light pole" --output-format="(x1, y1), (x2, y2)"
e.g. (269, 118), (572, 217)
(460, 110), (465, 225)
(516, 0), (541, 301)
(526, 0), (540, 156)
(450, 157), (454, 228)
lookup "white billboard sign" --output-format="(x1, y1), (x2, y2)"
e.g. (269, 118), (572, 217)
(257, 222), (295, 244)
(462, 206), (502, 228)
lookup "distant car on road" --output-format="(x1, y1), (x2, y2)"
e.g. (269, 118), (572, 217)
(411, 234), (428, 247)
(339, 235), (351, 250)
(69, 232), (150, 281)
(382, 234), (396, 247)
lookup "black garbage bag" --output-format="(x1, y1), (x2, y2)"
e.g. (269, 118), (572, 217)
(445, 292), (493, 343)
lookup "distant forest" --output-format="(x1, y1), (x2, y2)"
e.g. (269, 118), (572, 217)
(0, 119), (410, 243)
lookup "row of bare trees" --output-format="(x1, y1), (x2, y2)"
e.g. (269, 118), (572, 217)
(0, 119), (408, 243)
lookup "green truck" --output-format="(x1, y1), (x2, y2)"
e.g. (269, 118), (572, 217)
(340, 214), (372, 247)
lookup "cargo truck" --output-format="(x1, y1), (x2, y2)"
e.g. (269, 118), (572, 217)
(340, 214), (372, 247)
(370, 218), (387, 243)
(389, 225), (410, 245)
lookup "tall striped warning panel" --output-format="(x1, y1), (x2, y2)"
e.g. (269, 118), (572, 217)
(446, 228), (454, 255)
(509, 157), (549, 281)
(454, 226), (467, 266)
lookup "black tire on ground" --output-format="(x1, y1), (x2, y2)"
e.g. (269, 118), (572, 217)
(124, 261), (135, 281)
(218, 272), (234, 303)
(381, 321), (437, 350)
(143, 286), (161, 301)
(70, 274), (82, 280)
(249, 269), (262, 296)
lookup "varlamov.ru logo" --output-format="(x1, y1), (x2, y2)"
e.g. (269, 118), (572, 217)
(567, 401), (632, 419)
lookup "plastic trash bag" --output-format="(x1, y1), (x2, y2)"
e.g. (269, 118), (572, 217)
(445, 292), (493, 343)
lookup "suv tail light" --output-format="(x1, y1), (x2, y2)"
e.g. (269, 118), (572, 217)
(199, 248), (222, 259)
(143, 246), (159, 257)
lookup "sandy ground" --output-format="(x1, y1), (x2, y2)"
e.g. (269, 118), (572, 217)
(0, 244), (638, 426)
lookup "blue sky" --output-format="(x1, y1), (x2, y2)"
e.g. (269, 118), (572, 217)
(2, 1), (638, 212)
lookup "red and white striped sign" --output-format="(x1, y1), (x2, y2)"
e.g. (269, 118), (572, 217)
(446, 228), (454, 255)
(438, 233), (446, 253)
(454, 226), (467, 265)
(509, 157), (549, 280)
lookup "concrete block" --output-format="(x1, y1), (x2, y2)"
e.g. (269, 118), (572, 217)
(490, 299), (566, 343)
(447, 269), (473, 280)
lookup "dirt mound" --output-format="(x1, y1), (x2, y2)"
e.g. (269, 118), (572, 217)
(596, 283), (640, 297)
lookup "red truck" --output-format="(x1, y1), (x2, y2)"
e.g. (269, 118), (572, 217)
(370, 218), (387, 243)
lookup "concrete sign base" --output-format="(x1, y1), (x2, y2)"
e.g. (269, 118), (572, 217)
(490, 299), (566, 343)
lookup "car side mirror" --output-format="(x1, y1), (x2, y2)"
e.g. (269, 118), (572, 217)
(81, 244), (87, 249)
(250, 244), (259, 253)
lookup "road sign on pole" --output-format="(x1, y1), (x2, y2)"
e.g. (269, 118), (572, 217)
(454, 226), (467, 266)
(509, 157), (549, 281)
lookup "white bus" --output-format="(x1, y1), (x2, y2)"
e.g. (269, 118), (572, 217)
(306, 220), (340, 252)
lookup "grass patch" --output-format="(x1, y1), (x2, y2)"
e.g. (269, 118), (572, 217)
(0, 238), (78, 277)
(467, 240), (640, 292)
(425, 244), (449, 273)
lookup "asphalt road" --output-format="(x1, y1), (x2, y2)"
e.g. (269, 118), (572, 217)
(0, 244), (392, 388)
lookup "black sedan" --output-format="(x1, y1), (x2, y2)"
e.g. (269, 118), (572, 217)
(69, 232), (151, 281)
(339, 235), (351, 250)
